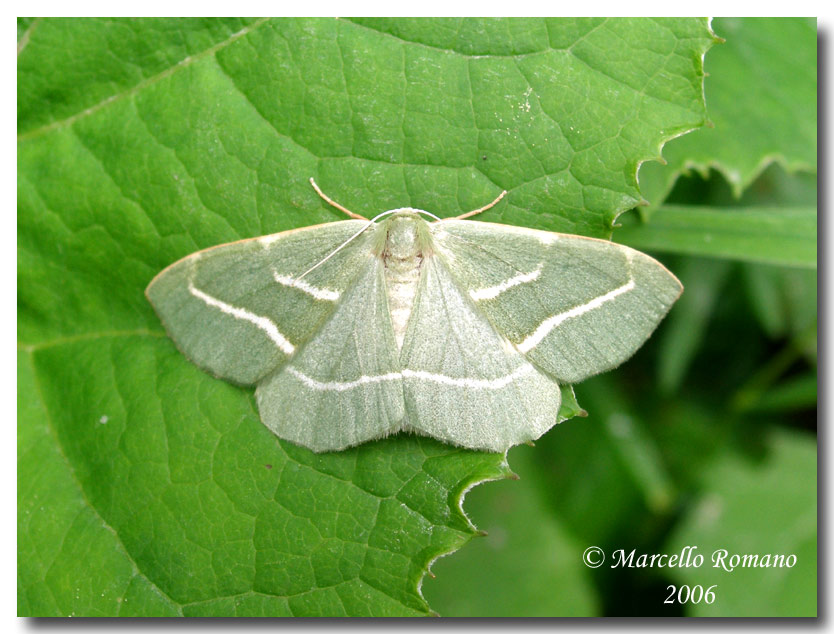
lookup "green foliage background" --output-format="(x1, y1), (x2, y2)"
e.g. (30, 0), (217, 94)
(18, 17), (816, 617)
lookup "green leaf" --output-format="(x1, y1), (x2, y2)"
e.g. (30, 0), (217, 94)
(639, 17), (817, 210)
(18, 351), (180, 617)
(615, 205), (816, 268)
(665, 429), (817, 616)
(18, 17), (716, 616)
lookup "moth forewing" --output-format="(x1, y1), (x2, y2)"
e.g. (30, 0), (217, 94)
(145, 219), (373, 386)
(432, 220), (683, 383)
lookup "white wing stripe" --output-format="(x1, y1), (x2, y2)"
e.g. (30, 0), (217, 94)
(469, 264), (543, 301)
(287, 365), (533, 392)
(287, 367), (402, 391)
(273, 273), (340, 301)
(517, 280), (636, 353)
(188, 282), (295, 355)
(403, 365), (533, 388)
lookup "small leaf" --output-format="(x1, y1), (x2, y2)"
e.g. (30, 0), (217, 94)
(558, 384), (584, 422)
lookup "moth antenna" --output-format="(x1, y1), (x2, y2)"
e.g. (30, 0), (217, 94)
(310, 177), (369, 220)
(295, 221), (373, 281)
(453, 189), (508, 220)
(295, 209), (402, 282)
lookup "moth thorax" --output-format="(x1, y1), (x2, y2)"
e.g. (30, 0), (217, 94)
(381, 215), (431, 350)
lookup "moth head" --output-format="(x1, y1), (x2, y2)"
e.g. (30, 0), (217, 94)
(376, 209), (434, 259)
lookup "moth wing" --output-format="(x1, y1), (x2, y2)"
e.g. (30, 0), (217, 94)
(399, 256), (561, 452)
(431, 220), (682, 384)
(146, 220), (371, 385)
(257, 258), (405, 452)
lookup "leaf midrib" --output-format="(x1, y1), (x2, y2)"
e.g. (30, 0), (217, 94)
(18, 329), (166, 353)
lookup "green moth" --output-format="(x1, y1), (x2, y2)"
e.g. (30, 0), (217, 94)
(147, 180), (681, 453)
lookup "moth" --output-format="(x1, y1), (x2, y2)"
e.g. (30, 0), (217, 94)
(147, 180), (682, 453)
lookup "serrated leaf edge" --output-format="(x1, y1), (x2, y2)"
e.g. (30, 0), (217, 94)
(416, 450), (514, 614)
(627, 19), (723, 223)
